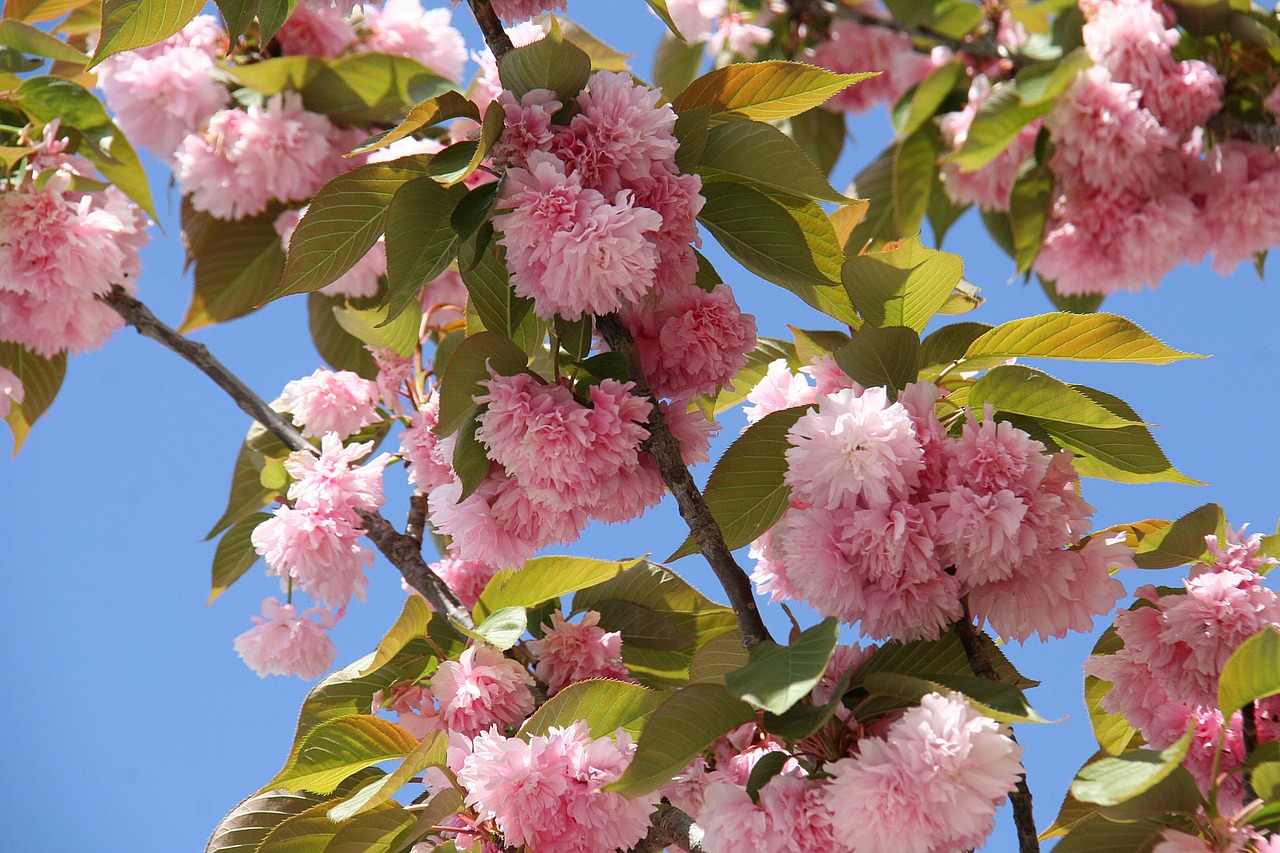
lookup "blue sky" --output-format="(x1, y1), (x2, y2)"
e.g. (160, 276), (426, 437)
(4, 4), (1279, 851)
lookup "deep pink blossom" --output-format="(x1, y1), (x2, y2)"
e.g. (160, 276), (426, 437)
(823, 692), (1024, 853)
(558, 71), (680, 194)
(529, 611), (629, 694)
(276, 4), (356, 56)
(360, 0), (466, 81)
(431, 644), (535, 737)
(939, 78), (1040, 212)
(234, 597), (337, 679)
(495, 152), (663, 320)
(492, 88), (563, 169)
(373, 681), (441, 739)
(279, 368), (382, 439)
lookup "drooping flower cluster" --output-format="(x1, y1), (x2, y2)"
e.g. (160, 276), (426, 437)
(748, 361), (1130, 642)
(939, 76), (1043, 212)
(528, 611), (630, 694)
(810, 10), (946, 114)
(1085, 529), (1280, 800)
(0, 142), (149, 357)
(234, 596), (338, 679)
(279, 367), (381, 439)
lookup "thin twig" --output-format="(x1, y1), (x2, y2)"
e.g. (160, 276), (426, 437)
(464, 0), (514, 60)
(597, 315), (772, 650)
(954, 602), (1041, 853)
(99, 286), (475, 630)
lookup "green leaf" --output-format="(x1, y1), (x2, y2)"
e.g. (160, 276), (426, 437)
(844, 236), (964, 333)
(919, 322), (992, 374)
(892, 59), (965, 138)
(214, 0), (256, 41)
(860, 671), (1047, 724)
(745, 751), (790, 802)
(17, 76), (155, 218)
(927, 174), (969, 246)
(644, 0), (683, 37)
(1071, 728), (1194, 806)
(1098, 766), (1202, 823)
(348, 91), (479, 158)
(1051, 815), (1172, 853)
(428, 102), (503, 187)
(1041, 781), (1099, 840)
(695, 120), (850, 204)
(606, 683), (756, 797)
(1015, 48), (1093, 107)
(943, 79), (1052, 171)
(668, 406), (807, 561)
(521, 679), (667, 738)
(780, 105), (846, 177)
(1219, 626), (1280, 717)
(459, 242), (534, 340)
(226, 56), (324, 97)
(276, 157), (434, 299)
(208, 513), (268, 605)
(653, 31), (704, 98)
(179, 201), (287, 331)
(1, 341), (66, 454)
(1086, 676), (1141, 756)
(591, 600), (695, 650)
(206, 780), (372, 853)
(857, 631), (1038, 690)
(268, 715), (421, 794)
(383, 176), (465, 321)
(534, 14), (629, 72)
(322, 805), (417, 853)
(699, 180), (840, 286)
(688, 630), (748, 685)
(358, 594), (431, 677)
(1041, 276), (1105, 314)
(971, 365), (1145, 428)
(255, 801), (343, 853)
(1132, 504), (1223, 569)
(301, 53), (442, 126)
(0, 20), (86, 62)
(206, 422), (289, 541)
(963, 313), (1200, 366)
(327, 732), (447, 823)
(892, 123), (939, 236)
(834, 326), (921, 396)
(308, 294), (378, 379)
(435, 330), (528, 436)
(707, 337), (798, 417)
(90, 0), (203, 67)
(475, 555), (640, 621)
(672, 61), (876, 123)
(845, 145), (898, 250)
(332, 302), (422, 359)
(454, 606), (527, 651)
(725, 618), (839, 714)
(790, 327), (849, 365)
(1009, 161), (1053, 275)
(451, 411), (490, 501)
(498, 18), (591, 101)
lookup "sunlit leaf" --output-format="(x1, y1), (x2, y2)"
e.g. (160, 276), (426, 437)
(1219, 626), (1280, 717)
(90, 0), (203, 66)
(844, 236), (964, 332)
(357, 595), (431, 676)
(1071, 728), (1193, 806)
(268, 715), (420, 794)
(1131, 503), (1223, 568)
(725, 618), (839, 714)
(673, 61), (876, 122)
(695, 120), (850, 203)
(963, 313), (1200, 366)
(475, 555), (640, 621)
(208, 513), (268, 604)
(521, 679), (666, 738)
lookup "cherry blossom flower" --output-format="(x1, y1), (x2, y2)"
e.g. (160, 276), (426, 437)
(279, 369), (382, 440)
(284, 434), (390, 524)
(0, 367), (23, 419)
(360, 0), (467, 81)
(234, 597), (337, 679)
(252, 505), (372, 608)
(430, 644), (536, 737)
(528, 611), (629, 694)
(744, 360), (816, 427)
(426, 555), (500, 610)
(810, 16), (939, 113)
(276, 4), (357, 56)
(489, 0), (566, 26)
(400, 397), (455, 493)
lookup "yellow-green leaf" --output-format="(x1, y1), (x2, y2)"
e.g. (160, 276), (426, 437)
(357, 594), (431, 676)
(475, 555), (640, 621)
(521, 679), (666, 738)
(90, 0), (203, 67)
(208, 512), (268, 604)
(1071, 728), (1193, 807)
(1, 341), (66, 454)
(963, 313), (1200, 366)
(327, 731), (447, 822)
(673, 61), (876, 123)
(268, 715), (420, 794)
(1218, 626), (1280, 717)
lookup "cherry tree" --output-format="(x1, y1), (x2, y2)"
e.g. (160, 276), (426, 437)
(3, 1), (1280, 851)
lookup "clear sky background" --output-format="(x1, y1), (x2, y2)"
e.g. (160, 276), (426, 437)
(4, 4), (1279, 852)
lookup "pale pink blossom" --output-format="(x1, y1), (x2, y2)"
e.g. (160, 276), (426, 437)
(458, 722), (657, 853)
(360, 0), (466, 81)
(399, 397), (455, 493)
(951, 406), (1050, 493)
(622, 284), (757, 400)
(529, 611), (629, 694)
(284, 434), (390, 523)
(662, 398), (717, 466)
(800, 354), (856, 397)
(431, 644), (535, 737)
(698, 781), (792, 853)
(810, 15), (938, 113)
(279, 368), (382, 439)
(1144, 60), (1223, 135)
(939, 78), (1041, 212)
(251, 505), (372, 608)
(586, 457), (667, 524)
(489, 0), (565, 25)
(234, 597), (337, 679)
(785, 386), (924, 511)
(744, 360), (816, 427)
(0, 366), (22, 419)
(276, 4), (356, 56)
(1184, 141), (1280, 275)
(367, 346), (412, 415)
(1152, 830), (1217, 853)
(420, 268), (468, 330)
(373, 681), (441, 739)
(932, 486), (1030, 585)
(0, 290), (126, 358)
(129, 13), (225, 59)
(495, 152), (663, 320)
(666, 0), (724, 41)
(1083, 0), (1178, 88)
(427, 555), (499, 610)
(176, 94), (349, 220)
(750, 530), (802, 604)
(708, 13), (772, 59)
(1202, 527), (1278, 577)
(823, 692), (1024, 853)
(428, 471), (587, 567)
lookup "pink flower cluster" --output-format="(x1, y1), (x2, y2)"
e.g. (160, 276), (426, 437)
(528, 611), (630, 695)
(456, 721), (658, 853)
(1085, 529), (1280, 800)
(666, 0), (772, 59)
(280, 367), (382, 439)
(748, 361), (1129, 642)
(0, 155), (149, 358)
(252, 433), (390, 615)
(690, 691), (1024, 853)
(1030, 0), (1279, 294)
(810, 9), (945, 113)
(939, 76), (1043, 212)
(234, 597), (337, 679)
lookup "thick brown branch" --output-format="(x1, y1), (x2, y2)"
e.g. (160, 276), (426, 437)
(1243, 701), (1259, 802)
(597, 314), (772, 650)
(1207, 113), (1280, 149)
(464, 0), (514, 61)
(100, 286), (475, 630)
(628, 804), (707, 853)
(954, 604), (1040, 853)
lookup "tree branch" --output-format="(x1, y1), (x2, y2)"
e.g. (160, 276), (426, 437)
(832, 4), (1008, 65)
(463, 0), (514, 60)
(954, 603), (1040, 853)
(100, 286), (475, 630)
(628, 804), (707, 853)
(597, 314), (772, 650)
(1242, 700), (1259, 802)
(1206, 113), (1280, 149)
